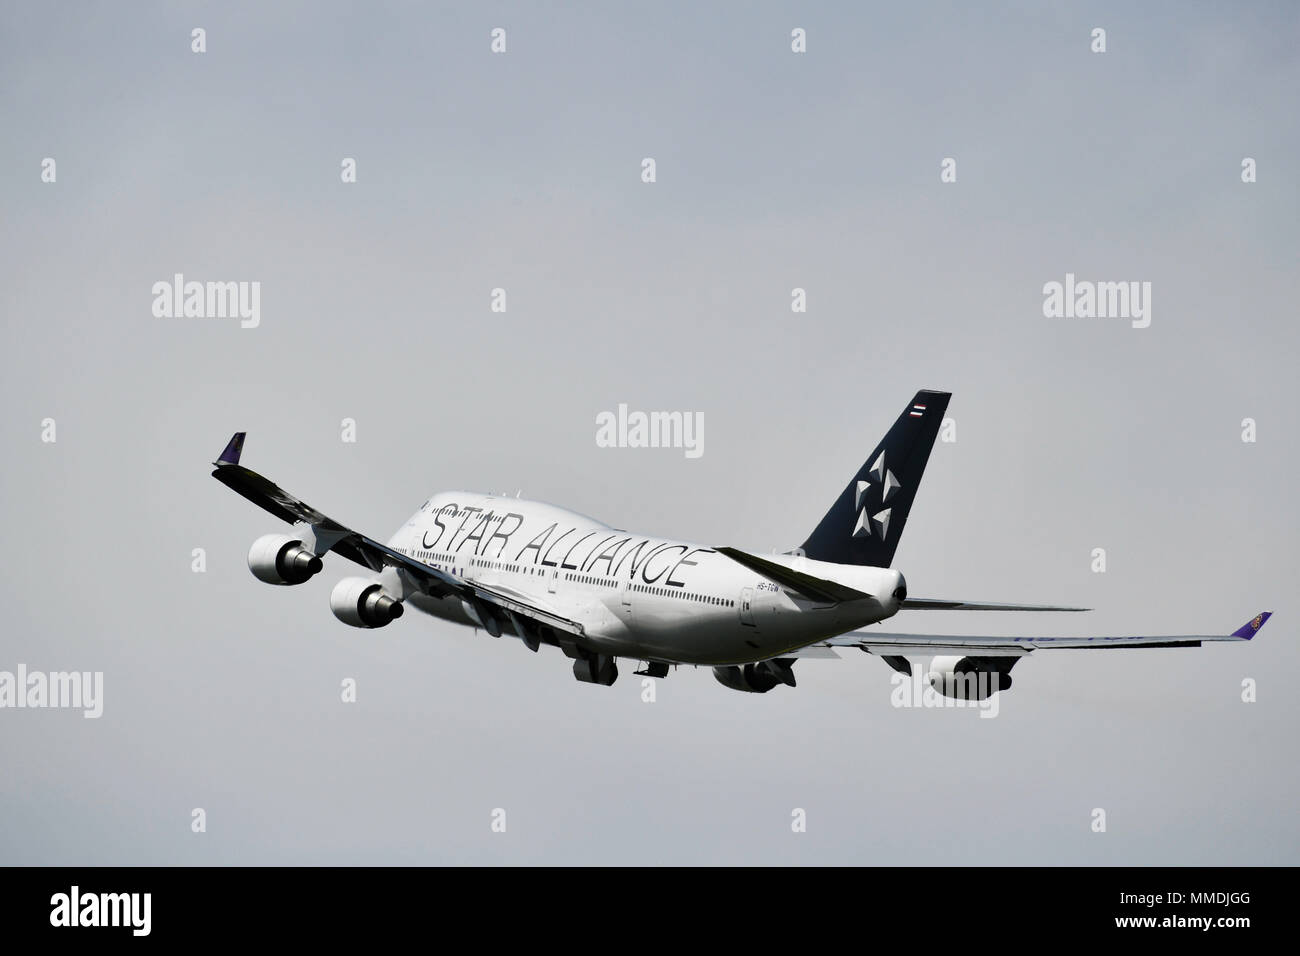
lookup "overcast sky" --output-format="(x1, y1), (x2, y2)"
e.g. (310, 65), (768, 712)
(2, 1), (1297, 865)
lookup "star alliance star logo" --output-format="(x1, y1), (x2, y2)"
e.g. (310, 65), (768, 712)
(852, 450), (898, 540)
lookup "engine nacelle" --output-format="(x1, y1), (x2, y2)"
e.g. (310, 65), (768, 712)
(248, 534), (323, 585)
(330, 577), (404, 628)
(712, 659), (796, 694)
(927, 655), (1012, 701)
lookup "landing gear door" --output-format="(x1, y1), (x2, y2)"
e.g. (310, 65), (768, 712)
(739, 587), (755, 626)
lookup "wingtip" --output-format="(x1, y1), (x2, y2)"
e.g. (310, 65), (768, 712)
(1231, 611), (1272, 640)
(215, 431), (246, 466)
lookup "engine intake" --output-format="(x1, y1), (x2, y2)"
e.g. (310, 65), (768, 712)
(248, 534), (323, 585)
(330, 577), (404, 628)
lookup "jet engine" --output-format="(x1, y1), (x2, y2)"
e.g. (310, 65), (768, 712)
(330, 576), (405, 628)
(712, 659), (797, 693)
(248, 534), (323, 585)
(927, 655), (1012, 700)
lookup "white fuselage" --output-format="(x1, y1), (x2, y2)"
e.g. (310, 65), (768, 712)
(387, 492), (904, 665)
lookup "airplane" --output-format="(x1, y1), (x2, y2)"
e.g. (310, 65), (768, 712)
(211, 389), (1269, 698)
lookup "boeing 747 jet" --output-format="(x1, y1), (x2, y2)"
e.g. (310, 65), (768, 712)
(212, 390), (1268, 698)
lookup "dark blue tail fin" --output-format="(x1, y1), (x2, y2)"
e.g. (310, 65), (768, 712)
(800, 390), (950, 568)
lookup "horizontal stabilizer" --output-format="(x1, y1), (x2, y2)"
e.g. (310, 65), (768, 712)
(902, 597), (1089, 612)
(716, 547), (873, 604)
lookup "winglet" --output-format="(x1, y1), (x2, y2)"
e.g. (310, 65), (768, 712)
(1231, 611), (1271, 640)
(216, 432), (246, 466)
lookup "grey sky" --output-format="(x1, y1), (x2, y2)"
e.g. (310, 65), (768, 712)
(1, 1), (1297, 864)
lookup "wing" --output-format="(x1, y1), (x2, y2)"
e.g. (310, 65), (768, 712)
(210, 432), (585, 640)
(818, 612), (1272, 657)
